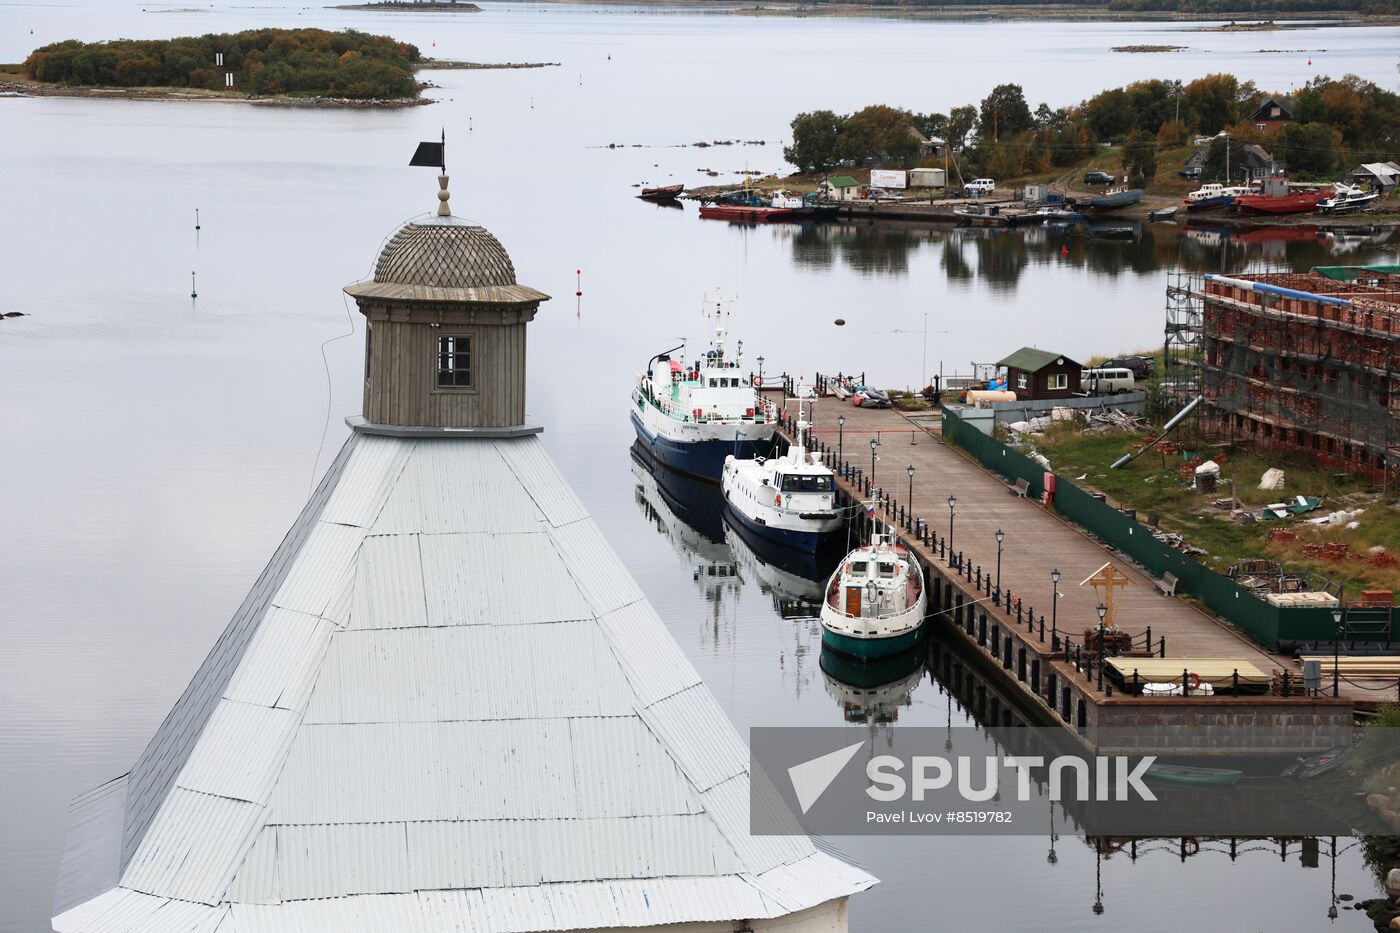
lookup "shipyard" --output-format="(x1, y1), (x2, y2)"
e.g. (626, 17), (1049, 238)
(6, 4), (1400, 933)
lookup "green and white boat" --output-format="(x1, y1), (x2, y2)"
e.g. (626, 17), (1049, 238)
(819, 520), (927, 661)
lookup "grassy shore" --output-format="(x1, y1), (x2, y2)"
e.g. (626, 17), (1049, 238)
(1009, 394), (1400, 595)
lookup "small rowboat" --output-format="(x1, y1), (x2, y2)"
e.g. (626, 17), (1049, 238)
(1281, 746), (1349, 780)
(1148, 206), (1178, 222)
(640, 183), (685, 200)
(1144, 763), (1243, 787)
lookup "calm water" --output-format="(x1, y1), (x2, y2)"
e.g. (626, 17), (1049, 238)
(3, 3), (1400, 931)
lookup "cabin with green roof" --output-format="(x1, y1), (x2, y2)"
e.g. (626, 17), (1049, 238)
(997, 346), (1082, 401)
(819, 175), (862, 202)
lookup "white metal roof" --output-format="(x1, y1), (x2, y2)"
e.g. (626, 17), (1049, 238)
(53, 432), (875, 932)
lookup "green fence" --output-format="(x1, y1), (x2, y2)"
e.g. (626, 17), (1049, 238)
(943, 408), (1354, 650)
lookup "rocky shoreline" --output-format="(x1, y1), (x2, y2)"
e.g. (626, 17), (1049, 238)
(0, 80), (428, 108)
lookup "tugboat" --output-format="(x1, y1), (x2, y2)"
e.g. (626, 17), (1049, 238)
(631, 295), (776, 480)
(819, 513), (927, 659)
(721, 397), (842, 552)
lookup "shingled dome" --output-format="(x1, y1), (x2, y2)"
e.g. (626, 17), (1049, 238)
(377, 216), (517, 288)
(344, 215), (548, 306)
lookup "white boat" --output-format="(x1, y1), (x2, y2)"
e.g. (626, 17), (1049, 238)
(1319, 183), (1380, 215)
(721, 398), (841, 552)
(819, 518), (927, 660)
(631, 295), (777, 480)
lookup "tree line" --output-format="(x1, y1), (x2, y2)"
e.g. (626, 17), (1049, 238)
(23, 28), (422, 99)
(784, 72), (1400, 183)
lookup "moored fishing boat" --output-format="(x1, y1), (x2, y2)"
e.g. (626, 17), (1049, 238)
(819, 518), (927, 660)
(1233, 177), (1326, 216)
(953, 202), (1008, 227)
(1081, 186), (1143, 212)
(698, 203), (796, 222)
(640, 183), (685, 200)
(630, 295), (776, 480)
(721, 399), (841, 552)
(1184, 183), (1236, 211)
(1319, 183), (1380, 215)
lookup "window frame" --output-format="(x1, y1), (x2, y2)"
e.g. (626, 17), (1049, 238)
(1047, 373), (1068, 391)
(434, 331), (477, 392)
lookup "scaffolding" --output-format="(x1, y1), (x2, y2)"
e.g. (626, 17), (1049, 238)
(1163, 272), (1203, 422)
(1182, 269), (1400, 485)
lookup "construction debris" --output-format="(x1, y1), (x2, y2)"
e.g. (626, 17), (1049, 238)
(1307, 507), (1365, 526)
(1227, 558), (1333, 596)
(1259, 468), (1286, 490)
(1086, 410), (1149, 433)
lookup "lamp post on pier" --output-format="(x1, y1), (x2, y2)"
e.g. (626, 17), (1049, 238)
(947, 494), (957, 559)
(1333, 608), (1344, 698)
(1096, 603), (1108, 690)
(1051, 568), (1062, 640)
(994, 528), (1005, 597)
(907, 464), (915, 520)
(837, 414), (845, 468)
(757, 355), (765, 389)
(870, 437), (878, 483)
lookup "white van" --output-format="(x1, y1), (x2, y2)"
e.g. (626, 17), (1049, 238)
(964, 178), (995, 197)
(1082, 367), (1136, 394)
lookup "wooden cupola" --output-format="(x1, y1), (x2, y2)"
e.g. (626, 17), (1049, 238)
(343, 176), (550, 435)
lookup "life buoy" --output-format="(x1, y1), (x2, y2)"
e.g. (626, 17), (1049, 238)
(1186, 672), (1201, 692)
(774, 493), (782, 507)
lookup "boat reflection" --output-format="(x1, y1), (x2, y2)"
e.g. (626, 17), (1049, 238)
(630, 442), (739, 606)
(819, 645), (925, 724)
(722, 509), (842, 619)
(774, 218), (1399, 288)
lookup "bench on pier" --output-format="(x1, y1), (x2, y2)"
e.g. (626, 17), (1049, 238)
(1155, 572), (1179, 597)
(1010, 477), (1030, 498)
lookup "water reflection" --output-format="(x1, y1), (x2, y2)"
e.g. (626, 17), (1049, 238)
(778, 219), (1400, 288)
(722, 511), (842, 619)
(819, 645), (924, 725)
(629, 443), (740, 620)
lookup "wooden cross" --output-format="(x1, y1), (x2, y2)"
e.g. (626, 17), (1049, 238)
(1079, 562), (1134, 631)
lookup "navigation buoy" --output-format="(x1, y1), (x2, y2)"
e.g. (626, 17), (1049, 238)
(834, 318), (846, 326)
(1061, 245), (1069, 256)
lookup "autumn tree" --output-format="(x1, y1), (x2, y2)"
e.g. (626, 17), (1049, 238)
(1183, 73), (1240, 135)
(784, 110), (844, 173)
(978, 84), (1032, 144)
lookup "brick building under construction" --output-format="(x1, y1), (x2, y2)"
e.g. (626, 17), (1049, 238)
(1165, 267), (1400, 484)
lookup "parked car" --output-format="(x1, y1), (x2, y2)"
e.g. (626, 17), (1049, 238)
(963, 178), (995, 197)
(1178, 166), (1202, 180)
(1101, 355), (1156, 379)
(1084, 171), (1115, 186)
(852, 386), (891, 408)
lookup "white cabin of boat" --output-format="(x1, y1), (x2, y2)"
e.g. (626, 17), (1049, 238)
(821, 533), (925, 637)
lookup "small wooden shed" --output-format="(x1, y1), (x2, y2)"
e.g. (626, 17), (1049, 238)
(997, 347), (1083, 400)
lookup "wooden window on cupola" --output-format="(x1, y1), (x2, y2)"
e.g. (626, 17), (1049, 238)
(437, 335), (473, 388)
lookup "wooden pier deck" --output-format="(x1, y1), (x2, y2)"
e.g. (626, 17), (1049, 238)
(770, 391), (1363, 752)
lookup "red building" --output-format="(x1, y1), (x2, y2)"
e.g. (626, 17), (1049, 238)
(1194, 269), (1400, 484)
(1248, 97), (1297, 133)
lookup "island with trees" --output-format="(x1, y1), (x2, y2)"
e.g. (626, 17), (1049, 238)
(10, 28), (426, 105)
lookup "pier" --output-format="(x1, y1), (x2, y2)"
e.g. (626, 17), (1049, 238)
(769, 389), (1357, 756)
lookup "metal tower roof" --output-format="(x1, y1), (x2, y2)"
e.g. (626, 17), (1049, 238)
(53, 432), (875, 933)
